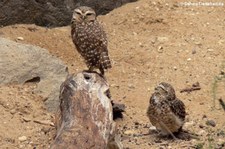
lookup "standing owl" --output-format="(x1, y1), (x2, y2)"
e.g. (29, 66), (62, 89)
(147, 82), (186, 136)
(71, 6), (112, 75)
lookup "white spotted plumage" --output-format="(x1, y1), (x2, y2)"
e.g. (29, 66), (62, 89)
(71, 6), (111, 75)
(147, 82), (186, 136)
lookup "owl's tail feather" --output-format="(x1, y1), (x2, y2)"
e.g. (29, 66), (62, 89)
(101, 52), (112, 70)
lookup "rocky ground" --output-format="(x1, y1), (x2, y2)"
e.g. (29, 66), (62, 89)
(0, 0), (225, 148)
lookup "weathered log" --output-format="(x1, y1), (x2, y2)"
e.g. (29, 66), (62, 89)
(51, 72), (122, 149)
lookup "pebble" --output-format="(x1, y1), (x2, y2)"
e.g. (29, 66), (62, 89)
(149, 126), (157, 131)
(207, 48), (214, 52)
(202, 115), (207, 119)
(218, 39), (224, 45)
(134, 121), (140, 125)
(183, 121), (194, 129)
(206, 119), (216, 127)
(187, 58), (192, 61)
(18, 136), (27, 142)
(199, 124), (205, 129)
(197, 129), (206, 136)
(217, 130), (225, 137)
(124, 130), (137, 135)
(17, 37), (24, 41)
(194, 41), (201, 45)
(192, 49), (196, 54)
(149, 126), (158, 133)
(128, 84), (135, 89)
(22, 117), (31, 122)
(157, 46), (163, 53)
(157, 37), (169, 43)
(10, 109), (17, 115)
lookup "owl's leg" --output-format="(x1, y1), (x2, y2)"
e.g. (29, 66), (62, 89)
(99, 66), (105, 76)
(83, 66), (95, 74)
(158, 121), (177, 140)
(88, 66), (94, 72)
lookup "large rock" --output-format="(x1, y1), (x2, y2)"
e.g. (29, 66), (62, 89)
(0, 0), (137, 27)
(51, 72), (122, 149)
(0, 38), (68, 112)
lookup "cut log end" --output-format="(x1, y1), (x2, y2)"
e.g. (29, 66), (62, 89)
(51, 72), (123, 149)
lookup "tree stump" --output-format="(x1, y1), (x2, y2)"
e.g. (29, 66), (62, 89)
(51, 72), (122, 149)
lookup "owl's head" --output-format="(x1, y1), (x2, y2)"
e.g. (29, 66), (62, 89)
(71, 6), (96, 24)
(155, 82), (176, 100)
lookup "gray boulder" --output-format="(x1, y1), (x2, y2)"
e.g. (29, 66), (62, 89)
(0, 38), (68, 112)
(0, 0), (137, 27)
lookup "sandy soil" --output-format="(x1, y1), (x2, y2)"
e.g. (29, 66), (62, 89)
(0, 0), (225, 148)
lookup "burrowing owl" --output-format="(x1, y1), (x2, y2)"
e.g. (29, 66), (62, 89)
(147, 82), (186, 136)
(71, 6), (111, 75)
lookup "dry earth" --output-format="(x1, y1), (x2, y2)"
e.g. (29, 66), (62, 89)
(0, 0), (225, 148)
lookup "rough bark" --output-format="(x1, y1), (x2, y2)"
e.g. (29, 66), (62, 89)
(51, 72), (122, 149)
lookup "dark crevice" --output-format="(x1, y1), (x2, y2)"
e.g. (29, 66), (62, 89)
(25, 76), (41, 83)
(83, 73), (91, 81)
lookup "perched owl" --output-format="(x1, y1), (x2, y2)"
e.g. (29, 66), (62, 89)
(71, 6), (112, 75)
(147, 82), (186, 136)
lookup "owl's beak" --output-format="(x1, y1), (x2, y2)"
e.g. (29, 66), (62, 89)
(82, 15), (86, 19)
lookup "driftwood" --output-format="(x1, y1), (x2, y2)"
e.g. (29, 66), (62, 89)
(219, 98), (225, 111)
(51, 72), (122, 149)
(180, 82), (201, 93)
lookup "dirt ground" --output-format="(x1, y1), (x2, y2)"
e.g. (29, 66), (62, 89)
(0, 0), (225, 148)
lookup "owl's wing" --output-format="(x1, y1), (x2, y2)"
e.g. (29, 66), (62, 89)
(93, 22), (111, 69)
(170, 98), (186, 121)
(94, 22), (108, 50)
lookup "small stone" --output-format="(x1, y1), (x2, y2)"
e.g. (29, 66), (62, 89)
(22, 117), (31, 122)
(192, 49), (196, 54)
(207, 48), (214, 52)
(149, 126), (157, 130)
(202, 115), (207, 119)
(187, 58), (191, 61)
(8, 91), (13, 95)
(124, 130), (137, 135)
(134, 121), (139, 125)
(217, 130), (225, 137)
(220, 70), (225, 75)
(173, 66), (177, 70)
(218, 39), (224, 45)
(217, 138), (225, 147)
(154, 139), (162, 143)
(157, 37), (169, 43)
(17, 37), (24, 41)
(206, 120), (216, 127)
(194, 41), (201, 45)
(157, 46), (163, 53)
(199, 124), (205, 128)
(149, 126), (158, 133)
(139, 42), (144, 47)
(183, 121), (194, 129)
(197, 130), (206, 136)
(128, 84), (135, 89)
(10, 109), (17, 115)
(41, 127), (50, 134)
(18, 136), (27, 142)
